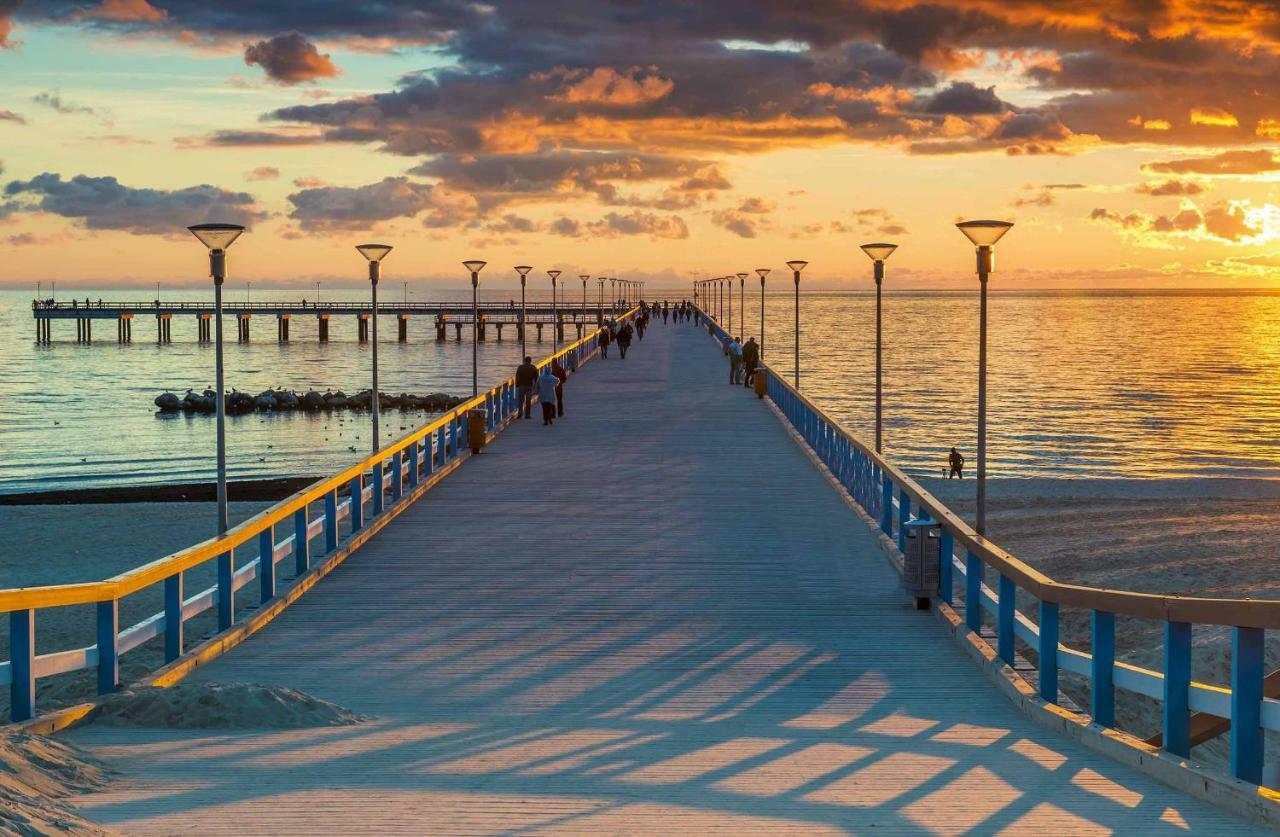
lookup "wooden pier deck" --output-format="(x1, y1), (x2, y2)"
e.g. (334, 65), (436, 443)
(64, 322), (1262, 833)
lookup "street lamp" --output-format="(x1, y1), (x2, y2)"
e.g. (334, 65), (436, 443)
(597, 277), (605, 318)
(860, 243), (898, 455)
(548, 269), (561, 350)
(187, 222), (246, 536)
(579, 274), (589, 328)
(736, 273), (747, 337)
(514, 265), (532, 356)
(755, 269), (769, 357)
(786, 260), (807, 388)
(956, 219), (1013, 537)
(463, 260), (487, 396)
(357, 244), (393, 453)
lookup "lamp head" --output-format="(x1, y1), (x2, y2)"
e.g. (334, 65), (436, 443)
(547, 269), (561, 282)
(579, 274), (590, 282)
(860, 243), (897, 263)
(462, 260), (487, 274)
(356, 244), (393, 263)
(786, 260), (808, 273)
(956, 220), (1013, 248)
(188, 223), (245, 252)
(514, 265), (533, 277)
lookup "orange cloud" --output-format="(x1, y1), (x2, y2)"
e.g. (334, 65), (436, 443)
(544, 67), (675, 106)
(79, 0), (167, 23)
(1190, 107), (1239, 127)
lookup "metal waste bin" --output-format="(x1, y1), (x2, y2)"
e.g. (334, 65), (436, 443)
(467, 408), (487, 454)
(902, 517), (941, 610)
(752, 367), (767, 399)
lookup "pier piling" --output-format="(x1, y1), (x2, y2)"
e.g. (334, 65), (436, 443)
(317, 313), (329, 342)
(398, 313), (408, 342)
(277, 313), (290, 342)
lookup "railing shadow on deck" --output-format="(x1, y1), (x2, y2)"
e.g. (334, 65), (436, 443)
(0, 308), (641, 726)
(695, 305), (1280, 800)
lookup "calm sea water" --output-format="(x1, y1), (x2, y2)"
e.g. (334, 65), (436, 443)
(3, 287), (1280, 493)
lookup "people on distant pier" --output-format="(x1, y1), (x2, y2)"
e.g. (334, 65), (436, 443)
(948, 447), (965, 479)
(598, 325), (611, 358)
(742, 336), (759, 386)
(728, 336), (743, 384)
(515, 356), (538, 419)
(537, 365), (559, 426)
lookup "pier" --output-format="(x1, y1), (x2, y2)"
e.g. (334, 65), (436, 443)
(3, 309), (1277, 831)
(31, 300), (615, 344)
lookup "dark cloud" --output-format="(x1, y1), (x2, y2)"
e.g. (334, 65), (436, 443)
(1143, 150), (1280, 175)
(923, 82), (1005, 115)
(244, 31), (340, 84)
(3, 172), (263, 234)
(286, 176), (439, 230)
(184, 130), (326, 147)
(32, 91), (107, 122)
(711, 209), (760, 238)
(1136, 179), (1203, 196)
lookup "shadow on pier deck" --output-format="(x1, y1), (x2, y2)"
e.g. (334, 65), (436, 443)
(63, 322), (1263, 833)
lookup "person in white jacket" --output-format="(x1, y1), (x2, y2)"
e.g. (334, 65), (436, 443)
(537, 366), (559, 426)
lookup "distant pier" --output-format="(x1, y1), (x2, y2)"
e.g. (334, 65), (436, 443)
(31, 300), (615, 344)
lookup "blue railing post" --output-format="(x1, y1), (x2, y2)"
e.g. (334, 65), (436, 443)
(938, 529), (953, 605)
(372, 461), (385, 515)
(10, 609), (35, 721)
(1091, 610), (1115, 727)
(349, 476), (364, 532)
(96, 599), (119, 694)
(259, 524), (275, 603)
(294, 507), (310, 575)
(897, 486), (909, 552)
(407, 441), (420, 489)
(448, 419), (457, 461)
(1038, 600), (1058, 702)
(1231, 626), (1264, 783)
(997, 574), (1015, 665)
(965, 552), (982, 633)
(427, 432), (437, 476)
(880, 474), (893, 536)
(217, 550), (234, 630)
(164, 572), (183, 662)
(391, 451), (403, 501)
(324, 490), (338, 553)
(1163, 620), (1192, 757)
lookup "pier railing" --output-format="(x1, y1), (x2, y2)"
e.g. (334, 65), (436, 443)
(0, 308), (638, 724)
(697, 306), (1278, 787)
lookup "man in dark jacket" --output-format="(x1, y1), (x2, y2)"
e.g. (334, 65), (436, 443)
(616, 322), (633, 359)
(514, 356), (537, 418)
(742, 337), (760, 387)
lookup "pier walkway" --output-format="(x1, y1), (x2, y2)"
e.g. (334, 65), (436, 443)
(63, 322), (1259, 833)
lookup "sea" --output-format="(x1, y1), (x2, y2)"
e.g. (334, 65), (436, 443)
(4, 286), (1280, 494)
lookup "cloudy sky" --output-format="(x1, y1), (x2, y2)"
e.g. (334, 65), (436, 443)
(1, 0), (1279, 288)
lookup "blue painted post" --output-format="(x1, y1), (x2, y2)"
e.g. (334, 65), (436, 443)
(96, 600), (118, 694)
(1091, 610), (1115, 727)
(965, 552), (982, 633)
(259, 524), (275, 603)
(407, 441), (420, 488)
(164, 573), (183, 662)
(391, 451), (403, 501)
(428, 430), (438, 474)
(349, 476), (364, 532)
(880, 474), (893, 536)
(997, 574), (1015, 665)
(10, 609), (34, 722)
(294, 507), (310, 575)
(371, 461), (384, 515)
(897, 486), (910, 553)
(217, 550), (234, 630)
(1039, 600), (1059, 702)
(1163, 620), (1192, 758)
(448, 420), (457, 461)
(1231, 626), (1264, 783)
(324, 490), (338, 553)
(938, 530), (953, 605)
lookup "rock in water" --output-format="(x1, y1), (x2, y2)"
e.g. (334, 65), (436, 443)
(154, 392), (181, 412)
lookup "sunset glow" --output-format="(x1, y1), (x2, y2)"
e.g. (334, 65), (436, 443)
(1, 2), (1280, 288)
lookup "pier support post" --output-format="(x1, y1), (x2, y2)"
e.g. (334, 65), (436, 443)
(294, 507), (310, 575)
(198, 314), (211, 342)
(436, 317), (447, 341)
(997, 574), (1015, 665)
(238, 313), (251, 342)
(96, 600), (118, 694)
(371, 462), (384, 516)
(217, 550), (234, 630)
(277, 313), (290, 342)
(10, 609), (35, 721)
(1039, 601), (1059, 702)
(259, 524), (275, 603)
(398, 314), (408, 342)
(317, 313), (329, 342)
(349, 476), (364, 532)
(454, 322), (462, 342)
(1231, 626), (1265, 783)
(477, 317), (486, 342)
(358, 313), (369, 342)
(536, 323), (544, 342)
(965, 552), (983, 633)
(1162, 620), (1192, 757)
(495, 323), (504, 341)
(164, 572), (183, 662)
(324, 490), (338, 553)
(1091, 610), (1115, 727)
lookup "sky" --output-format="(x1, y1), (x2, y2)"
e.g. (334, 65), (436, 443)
(1, 0), (1280, 290)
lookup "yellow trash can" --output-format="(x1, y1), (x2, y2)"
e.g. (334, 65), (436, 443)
(752, 368), (767, 399)
(467, 408), (487, 454)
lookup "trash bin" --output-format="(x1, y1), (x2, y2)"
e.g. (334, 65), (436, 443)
(752, 368), (767, 399)
(467, 408), (487, 454)
(902, 517), (941, 610)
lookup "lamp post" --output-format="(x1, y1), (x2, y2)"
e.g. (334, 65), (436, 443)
(187, 223), (246, 535)
(860, 243), (898, 454)
(579, 274), (589, 328)
(786, 260), (807, 388)
(514, 265), (532, 356)
(755, 269), (769, 357)
(548, 270), (561, 350)
(357, 244), (393, 453)
(597, 277), (605, 317)
(956, 220), (1014, 537)
(463, 260), (487, 396)
(314, 281), (321, 305)
(736, 273), (747, 337)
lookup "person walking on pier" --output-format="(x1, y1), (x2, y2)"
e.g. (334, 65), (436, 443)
(617, 321), (633, 359)
(728, 336), (743, 384)
(537, 365), (559, 426)
(948, 447), (965, 479)
(598, 326), (612, 358)
(551, 358), (568, 417)
(515, 356), (538, 419)
(742, 336), (759, 387)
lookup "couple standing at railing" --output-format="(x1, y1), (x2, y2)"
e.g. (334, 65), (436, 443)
(514, 357), (567, 426)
